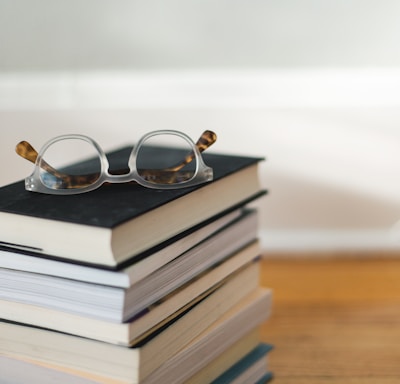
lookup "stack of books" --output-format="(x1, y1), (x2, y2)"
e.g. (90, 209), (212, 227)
(0, 142), (273, 383)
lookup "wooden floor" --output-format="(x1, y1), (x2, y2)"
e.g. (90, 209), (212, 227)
(259, 254), (400, 383)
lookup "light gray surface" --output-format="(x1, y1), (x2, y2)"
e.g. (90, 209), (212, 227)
(1, 1), (400, 70)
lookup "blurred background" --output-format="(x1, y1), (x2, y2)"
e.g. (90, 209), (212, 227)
(1, 0), (400, 253)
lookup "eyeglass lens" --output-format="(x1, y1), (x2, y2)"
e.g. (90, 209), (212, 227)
(39, 138), (102, 190)
(136, 134), (197, 185)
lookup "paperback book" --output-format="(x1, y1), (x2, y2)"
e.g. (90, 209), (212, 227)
(0, 253), (261, 346)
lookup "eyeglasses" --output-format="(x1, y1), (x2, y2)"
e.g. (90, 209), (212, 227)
(16, 130), (217, 195)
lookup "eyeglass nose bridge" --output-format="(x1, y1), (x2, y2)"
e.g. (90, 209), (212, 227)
(105, 170), (136, 184)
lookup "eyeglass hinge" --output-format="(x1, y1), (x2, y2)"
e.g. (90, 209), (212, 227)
(25, 177), (35, 190)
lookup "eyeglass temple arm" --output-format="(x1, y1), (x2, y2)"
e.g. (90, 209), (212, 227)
(16, 141), (102, 188)
(163, 130), (217, 172)
(15, 130), (217, 178)
(15, 141), (66, 179)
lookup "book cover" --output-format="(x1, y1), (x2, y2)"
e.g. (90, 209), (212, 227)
(1, 147), (263, 227)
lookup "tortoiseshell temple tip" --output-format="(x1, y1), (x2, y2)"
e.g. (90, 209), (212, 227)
(196, 130), (217, 153)
(204, 130), (217, 143)
(15, 141), (39, 164)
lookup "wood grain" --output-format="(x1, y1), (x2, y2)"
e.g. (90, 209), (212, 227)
(259, 256), (400, 383)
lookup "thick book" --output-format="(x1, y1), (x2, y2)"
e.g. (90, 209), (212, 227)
(0, 146), (265, 267)
(0, 209), (242, 287)
(0, 210), (259, 322)
(0, 254), (261, 346)
(0, 288), (272, 384)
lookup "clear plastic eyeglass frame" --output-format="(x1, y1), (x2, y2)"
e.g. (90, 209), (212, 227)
(16, 130), (217, 195)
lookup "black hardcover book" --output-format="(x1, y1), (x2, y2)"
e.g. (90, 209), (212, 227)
(0, 146), (265, 266)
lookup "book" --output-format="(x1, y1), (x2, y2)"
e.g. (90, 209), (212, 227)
(0, 209), (242, 287)
(0, 356), (100, 384)
(0, 288), (272, 384)
(256, 373), (274, 384)
(0, 209), (259, 322)
(0, 252), (261, 346)
(0, 146), (265, 267)
(186, 328), (261, 384)
(211, 343), (273, 384)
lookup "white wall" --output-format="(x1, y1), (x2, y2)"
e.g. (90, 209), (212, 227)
(1, 1), (400, 252)
(2, 1), (400, 69)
